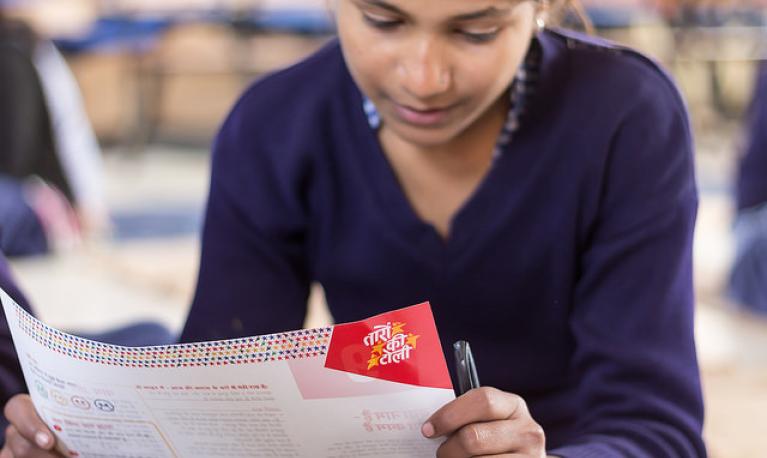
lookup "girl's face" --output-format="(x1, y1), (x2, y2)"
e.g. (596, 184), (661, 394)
(337, 0), (539, 148)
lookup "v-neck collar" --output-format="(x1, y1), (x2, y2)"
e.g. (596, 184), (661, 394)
(343, 33), (549, 262)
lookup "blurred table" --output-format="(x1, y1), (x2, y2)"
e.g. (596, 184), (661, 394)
(45, 5), (333, 147)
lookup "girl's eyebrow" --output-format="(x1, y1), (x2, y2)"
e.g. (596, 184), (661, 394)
(358, 0), (512, 21)
(358, 0), (407, 16)
(451, 6), (513, 21)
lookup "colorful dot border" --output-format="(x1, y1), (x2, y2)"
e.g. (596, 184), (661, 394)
(14, 305), (331, 368)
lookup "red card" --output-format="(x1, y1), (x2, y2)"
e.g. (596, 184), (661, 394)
(324, 302), (452, 389)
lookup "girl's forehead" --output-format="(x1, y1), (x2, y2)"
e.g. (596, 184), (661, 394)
(350, 0), (523, 18)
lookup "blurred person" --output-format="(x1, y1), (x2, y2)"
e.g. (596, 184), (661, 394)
(0, 7), (109, 256)
(729, 61), (767, 315)
(2, 0), (706, 457)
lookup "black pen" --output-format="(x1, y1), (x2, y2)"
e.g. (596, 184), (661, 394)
(453, 340), (480, 395)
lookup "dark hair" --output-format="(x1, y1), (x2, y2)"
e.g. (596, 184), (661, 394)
(0, 16), (39, 52)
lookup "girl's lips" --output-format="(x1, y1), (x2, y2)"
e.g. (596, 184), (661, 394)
(393, 103), (453, 127)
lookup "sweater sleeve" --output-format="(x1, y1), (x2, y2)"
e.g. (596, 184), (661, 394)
(180, 96), (312, 342)
(33, 41), (106, 214)
(0, 252), (32, 440)
(548, 80), (706, 457)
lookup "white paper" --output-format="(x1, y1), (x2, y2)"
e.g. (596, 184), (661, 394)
(0, 290), (455, 458)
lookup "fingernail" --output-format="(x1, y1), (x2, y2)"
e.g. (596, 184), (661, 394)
(421, 422), (435, 438)
(35, 431), (51, 448)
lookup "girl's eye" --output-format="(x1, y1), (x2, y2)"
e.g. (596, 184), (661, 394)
(458, 28), (501, 44)
(362, 13), (403, 30)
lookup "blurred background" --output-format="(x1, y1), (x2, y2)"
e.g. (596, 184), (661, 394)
(1, 0), (765, 455)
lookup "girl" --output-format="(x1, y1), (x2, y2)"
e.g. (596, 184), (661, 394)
(3, 0), (706, 456)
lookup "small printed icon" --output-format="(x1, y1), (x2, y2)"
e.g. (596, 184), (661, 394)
(53, 425), (62, 432)
(93, 399), (115, 412)
(51, 390), (68, 406)
(34, 381), (48, 399)
(70, 396), (90, 410)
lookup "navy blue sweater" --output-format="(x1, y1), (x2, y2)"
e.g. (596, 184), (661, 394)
(737, 60), (767, 211)
(182, 29), (705, 457)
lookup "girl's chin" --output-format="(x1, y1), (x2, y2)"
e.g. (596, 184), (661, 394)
(384, 123), (464, 148)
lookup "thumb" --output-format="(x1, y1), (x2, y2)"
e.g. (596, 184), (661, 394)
(3, 394), (55, 450)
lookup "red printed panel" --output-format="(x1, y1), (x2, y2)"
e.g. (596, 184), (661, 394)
(324, 302), (452, 390)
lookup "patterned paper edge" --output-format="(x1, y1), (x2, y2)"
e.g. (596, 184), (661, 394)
(13, 304), (331, 368)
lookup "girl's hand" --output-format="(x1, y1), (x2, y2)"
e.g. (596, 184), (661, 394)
(2, 394), (62, 457)
(423, 387), (547, 458)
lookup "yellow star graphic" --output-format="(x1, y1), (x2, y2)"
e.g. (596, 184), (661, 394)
(392, 322), (406, 335)
(406, 333), (420, 349)
(367, 355), (380, 370)
(372, 342), (385, 356)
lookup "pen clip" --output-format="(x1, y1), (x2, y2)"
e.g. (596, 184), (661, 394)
(453, 340), (480, 396)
